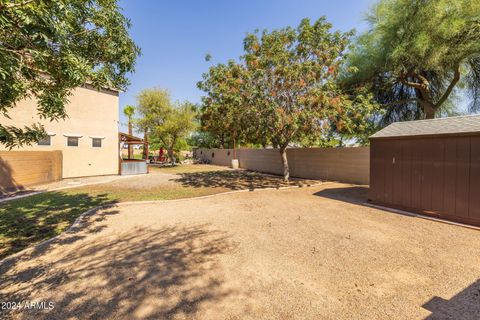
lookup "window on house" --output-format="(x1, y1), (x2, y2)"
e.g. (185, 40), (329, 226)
(37, 135), (51, 146)
(92, 138), (102, 148)
(67, 136), (79, 147)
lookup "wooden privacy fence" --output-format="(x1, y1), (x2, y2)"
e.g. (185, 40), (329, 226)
(195, 147), (370, 185)
(0, 151), (62, 193)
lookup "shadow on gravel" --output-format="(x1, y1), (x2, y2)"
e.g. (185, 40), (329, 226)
(313, 186), (369, 204)
(422, 279), (480, 320)
(0, 224), (236, 320)
(174, 170), (314, 191)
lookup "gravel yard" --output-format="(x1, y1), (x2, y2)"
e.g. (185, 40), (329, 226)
(1, 182), (479, 319)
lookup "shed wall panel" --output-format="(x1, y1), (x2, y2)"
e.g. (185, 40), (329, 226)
(469, 136), (480, 221)
(420, 139), (434, 212)
(383, 142), (394, 204)
(411, 141), (423, 210)
(455, 137), (470, 218)
(430, 138), (445, 214)
(443, 138), (457, 215)
(400, 140), (413, 208)
(392, 141), (403, 206)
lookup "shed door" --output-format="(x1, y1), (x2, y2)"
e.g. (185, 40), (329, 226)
(371, 135), (480, 227)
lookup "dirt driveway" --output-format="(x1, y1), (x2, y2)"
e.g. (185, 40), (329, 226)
(1, 183), (479, 319)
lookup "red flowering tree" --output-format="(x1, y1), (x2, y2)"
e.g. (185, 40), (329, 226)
(242, 17), (353, 180)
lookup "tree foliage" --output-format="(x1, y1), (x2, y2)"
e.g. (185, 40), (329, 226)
(197, 60), (250, 148)
(186, 131), (219, 149)
(136, 88), (197, 164)
(343, 0), (480, 121)
(123, 105), (135, 133)
(198, 18), (380, 180)
(0, 0), (140, 147)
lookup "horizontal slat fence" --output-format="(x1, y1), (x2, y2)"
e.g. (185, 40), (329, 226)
(0, 151), (62, 193)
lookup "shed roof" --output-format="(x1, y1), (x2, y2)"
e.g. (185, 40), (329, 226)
(370, 114), (480, 139)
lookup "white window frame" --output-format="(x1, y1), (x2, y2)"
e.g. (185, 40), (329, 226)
(37, 133), (55, 146)
(63, 134), (82, 147)
(90, 136), (105, 148)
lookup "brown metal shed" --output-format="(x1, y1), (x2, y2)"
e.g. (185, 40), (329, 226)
(368, 115), (480, 227)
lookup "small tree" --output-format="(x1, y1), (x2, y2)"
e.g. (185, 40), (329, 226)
(197, 60), (250, 153)
(343, 0), (480, 120)
(123, 105), (135, 158)
(123, 105), (136, 135)
(242, 18), (353, 180)
(136, 88), (196, 165)
(0, 0), (140, 148)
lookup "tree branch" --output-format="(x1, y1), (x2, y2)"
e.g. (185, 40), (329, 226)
(416, 73), (429, 86)
(435, 65), (461, 108)
(381, 98), (419, 107)
(399, 77), (425, 90)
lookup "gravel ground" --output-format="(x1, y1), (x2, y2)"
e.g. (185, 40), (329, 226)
(1, 183), (479, 319)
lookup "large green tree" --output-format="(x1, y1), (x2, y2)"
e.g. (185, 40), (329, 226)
(136, 88), (196, 165)
(242, 18), (354, 180)
(198, 18), (378, 180)
(0, 0), (140, 148)
(343, 0), (480, 121)
(197, 60), (256, 152)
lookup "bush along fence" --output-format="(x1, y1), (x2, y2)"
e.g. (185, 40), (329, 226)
(194, 147), (370, 185)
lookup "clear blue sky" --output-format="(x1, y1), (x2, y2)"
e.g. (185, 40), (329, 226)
(118, 0), (377, 131)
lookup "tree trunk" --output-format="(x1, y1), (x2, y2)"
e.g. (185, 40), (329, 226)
(424, 105), (436, 119)
(143, 130), (148, 160)
(127, 122), (133, 159)
(233, 134), (236, 159)
(219, 135), (224, 149)
(420, 100), (437, 119)
(279, 146), (289, 181)
(168, 148), (176, 166)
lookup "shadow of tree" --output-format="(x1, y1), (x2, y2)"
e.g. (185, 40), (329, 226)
(313, 186), (369, 204)
(0, 157), (23, 195)
(173, 170), (316, 191)
(0, 191), (117, 259)
(0, 224), (235, 319)
(422, 279), (480, 319)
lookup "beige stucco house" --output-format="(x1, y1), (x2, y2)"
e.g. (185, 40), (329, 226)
(0, 85), (120, 178)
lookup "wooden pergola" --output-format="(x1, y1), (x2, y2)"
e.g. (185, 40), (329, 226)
(118, 132), (149, 175)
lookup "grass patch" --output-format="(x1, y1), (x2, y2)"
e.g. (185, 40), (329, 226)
(0, 192), (115, 259)
(63, 185), (224, 202)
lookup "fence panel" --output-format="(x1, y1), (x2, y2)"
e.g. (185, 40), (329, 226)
(0, 151), (62, 192)
(196, 147), (369, 185)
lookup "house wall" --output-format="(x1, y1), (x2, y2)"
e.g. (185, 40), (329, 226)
(195, 147), (370, 185)
(0, 86), (119, 178)
(0, 151), (62, 192)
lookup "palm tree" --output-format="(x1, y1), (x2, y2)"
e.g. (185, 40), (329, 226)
(123, 105), (135, 159)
